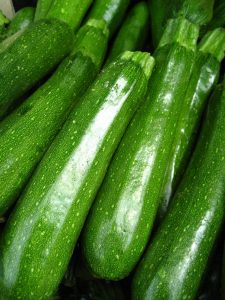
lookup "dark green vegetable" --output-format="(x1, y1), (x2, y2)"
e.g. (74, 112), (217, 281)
(82, 18), (198, 280)
(46, 0), (93, 30)
(0, 19), (73, 119)
(87, 0), (130, 36)
(158, 28), (225, 220)
(202, 2), (225, 35)
(0, 10), (9, 42)
(132, 80), (225, 300)
(106, 1), (150, 64)
(35, 0), (54, 20)
(150, 0), (214, 46)
(0, 19), (108, 216)
(6, 7), (35, 37)
(0, 51), (154, 300)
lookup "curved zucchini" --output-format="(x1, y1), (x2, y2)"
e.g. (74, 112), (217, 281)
(0, 19), (108, 216)
(87, 0), (130, 36)
(6, 7), (35, 37)
(132, 81), (225, 300)
(35, 0), (54, 21)
(150, 0), (214, 46)
(46, 0), (93, 30)
(82, 18), (198, 280)
(0, 19), (73, 119)
(158, 28), (225, 219)
(0, 51), (154, 299)
(106, 1), (150, 64)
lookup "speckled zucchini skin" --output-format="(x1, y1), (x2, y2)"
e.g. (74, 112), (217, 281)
(106, 1), (149, 64)
(158, 28), (225, 219)
(0, 20), (108, 216)
(81, 18), (198, 280)
(0, 19), (73, 119)
(0, 51), (154, 300)
(132, 81), (225, 300)
(46, 0), (93, 30)
(87, 0), (130, 36)
(6, 7), (35, 37)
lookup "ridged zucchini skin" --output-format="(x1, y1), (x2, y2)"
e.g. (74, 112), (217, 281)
(82, 18), (198, 280)
(35, 0), (54, 21)
(6, 7), (35, 37)
(46, 0), (93, 30)
(0, 20), (108, 216)
(0, 52), (154, 300)
(106, 1), (149, 64)
(87, 0), (130, 36)
(0, 19), (73, 119)
(132, 81), (225, 300)
(158, 28), (225, 219)
(150, 0), (214, 46)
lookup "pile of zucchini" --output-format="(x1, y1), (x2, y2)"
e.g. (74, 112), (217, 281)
(0, 0), (224, 299)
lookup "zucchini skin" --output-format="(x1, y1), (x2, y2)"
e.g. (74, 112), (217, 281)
(132, 82), (225, 300)
(0, 19), (73, 119)
(46, 0), (93, 30)
(82, 18), (198, 280)
(106, 1), (150, 64)
(158, 28), (225, 219)
(87, 0), (130, 36)
(0, 20), (108, 216)
(6, 7), (35, 37)
(150, 0), (214, 46)
(35, 0), (54, 21)
(0, 52), (153, 299)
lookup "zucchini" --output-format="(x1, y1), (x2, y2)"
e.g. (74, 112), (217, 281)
(46, 0), (93, 30)
(86, 0), (130, 36)
(132, 81), (225, 300)
(82, 18), (198, 280)
(6, 7), (35, 37)
(0, 51), (154, 299)
(202, 2), (225, 36)
(150, 0), (214, 46)
(106, 1), (150, 64)
(0, 19), (73, 120)
(158, 28), (225, 220)
(0, 19), (108, 216)
(35, 0), (54, 21)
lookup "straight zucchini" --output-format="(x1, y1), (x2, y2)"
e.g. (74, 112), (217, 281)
(82, 18), (198, 280)
(46, 0), (93, 30)
(0, 51), (154, 299)
(6, 7), (35, 37)
(150, 0), (214, 46)
(0, 19), (73, 119)
(132, 80), (225, 300)
(158, 28), (225, 219)
(35, 0), (54, 20)
(0, 19), (108, 216)
(86, 0), (130, 36)
(106, 1), (150, 64)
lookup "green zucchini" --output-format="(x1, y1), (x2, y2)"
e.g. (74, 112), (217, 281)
(0, 51), (154, 299)
(46, 0), (93, 30)
(0, 19), (73, 120)
(150, 0), (214, 46)
(6, 7), (35, 37)
(106, 1), (150, 64)
(82, 18), (198, 280)
(35, 0), (54, 21)
(0, 19), (108, 216)
(86, 0), (130, 36)
(158, 28), (225, 220)
(132, 80), (225, 300)
(202, 2), (225, 35)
